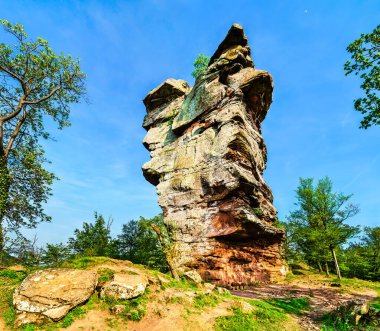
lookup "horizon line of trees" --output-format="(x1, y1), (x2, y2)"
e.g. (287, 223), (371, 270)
(4, 213), (168, 273)
(3, 177), (379, 282)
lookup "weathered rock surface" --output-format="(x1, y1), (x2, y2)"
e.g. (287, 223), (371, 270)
(183, 270), (203, 284)
(100, 273), (148, 300)
(13, 269), (97, 326)
(142, 24), (286, 285)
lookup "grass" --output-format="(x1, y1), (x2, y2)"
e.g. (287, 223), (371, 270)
(0, 270), (27, 286)
(214, 308), (256, 331)
(215, 299), (287, 331)
(60, 306), (86, 328)
(61, 256), (110, 269)
(161, 276), (199, 291)
(3, 306), (16, 328)
(0, 269), (28, 329)
(97, 268), (115, 283)
(267, 297), (311, 315)
(22, 324), (36, 331)
(193, 293), (220, 309)
(215, 296), (311, 331)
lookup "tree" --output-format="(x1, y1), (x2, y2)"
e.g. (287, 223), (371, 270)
(40, 243), (71, 266)
(344, 25), (380, 129)
(7, 234), (41, 266)
(0, 20), (86, 258)
(117, 215), (167, 272)
(191, 53), (210, 79)
(285, 177), (360, 279)
(68, 213), (113, 257)
(342, 226), (380, 280)
(362, 226), (380, 278)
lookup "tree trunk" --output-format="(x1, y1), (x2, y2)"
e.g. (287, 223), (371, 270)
(151, 223), (179, 280)
(330, 244), (342, 280)
(317, 261), (323, 273)
(0, 156), (10, 265)
(325, 261), (330, 277)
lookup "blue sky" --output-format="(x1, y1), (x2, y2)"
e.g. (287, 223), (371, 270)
(0, 0), (379, 245)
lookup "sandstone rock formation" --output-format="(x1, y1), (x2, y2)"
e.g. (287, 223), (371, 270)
(13, 269), (97, 326)
(142, 24), (286, 286)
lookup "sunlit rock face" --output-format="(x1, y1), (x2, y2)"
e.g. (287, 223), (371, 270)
(142, 24), (286, 285)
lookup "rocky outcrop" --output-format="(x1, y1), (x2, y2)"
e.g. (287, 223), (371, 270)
(13, 269), (97, 327)
(142, 24), (286, 285)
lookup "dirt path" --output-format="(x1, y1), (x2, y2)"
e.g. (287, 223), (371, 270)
(231, 282), (377, 330)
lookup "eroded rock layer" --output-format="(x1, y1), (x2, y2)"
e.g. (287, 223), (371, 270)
(142, 24), (286, 285)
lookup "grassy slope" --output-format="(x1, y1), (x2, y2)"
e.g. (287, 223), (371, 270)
(0, 257), (378, 331)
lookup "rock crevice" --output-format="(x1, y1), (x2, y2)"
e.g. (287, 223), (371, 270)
(142, 24), (286, 285)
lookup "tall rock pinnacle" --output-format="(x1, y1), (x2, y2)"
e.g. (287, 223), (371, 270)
(142, 24), (287, 285)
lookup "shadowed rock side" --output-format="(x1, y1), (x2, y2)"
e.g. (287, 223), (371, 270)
(142, 24), (286, 286)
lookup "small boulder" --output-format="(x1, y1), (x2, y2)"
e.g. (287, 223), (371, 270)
(203, 283), (216, 291)
(100, 273), (148, 300)
(14, 312), (46, 328)
(329, 300), (371, 326)
(110, 305), (126, 315)
(216, 287), (230, 295)
(230, 300), (254, 314)
(13, 269), (97, 326)
(183, 270), (203, 284)
(157, 275), (171, 285)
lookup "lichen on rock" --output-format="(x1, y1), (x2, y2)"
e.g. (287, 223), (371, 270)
(100, 273), (148, 300)
(13, 269), (98, 327)
(142, 23), (286, 286)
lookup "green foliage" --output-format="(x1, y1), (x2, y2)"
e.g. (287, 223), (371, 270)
(68, 213), (114, 257)
(40, 243), (71, 266)
(191, 53), (210, 79)
(6, 235), (43, 266)
(344, 24), (380, 128)
(252, 207), (263, 217)
(117, 214), (168, 272)
(274, 218), (285, 230)
(285, 177), (360, 277)
(341, 226), (380, 281)
(0, 20), (86, 254)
